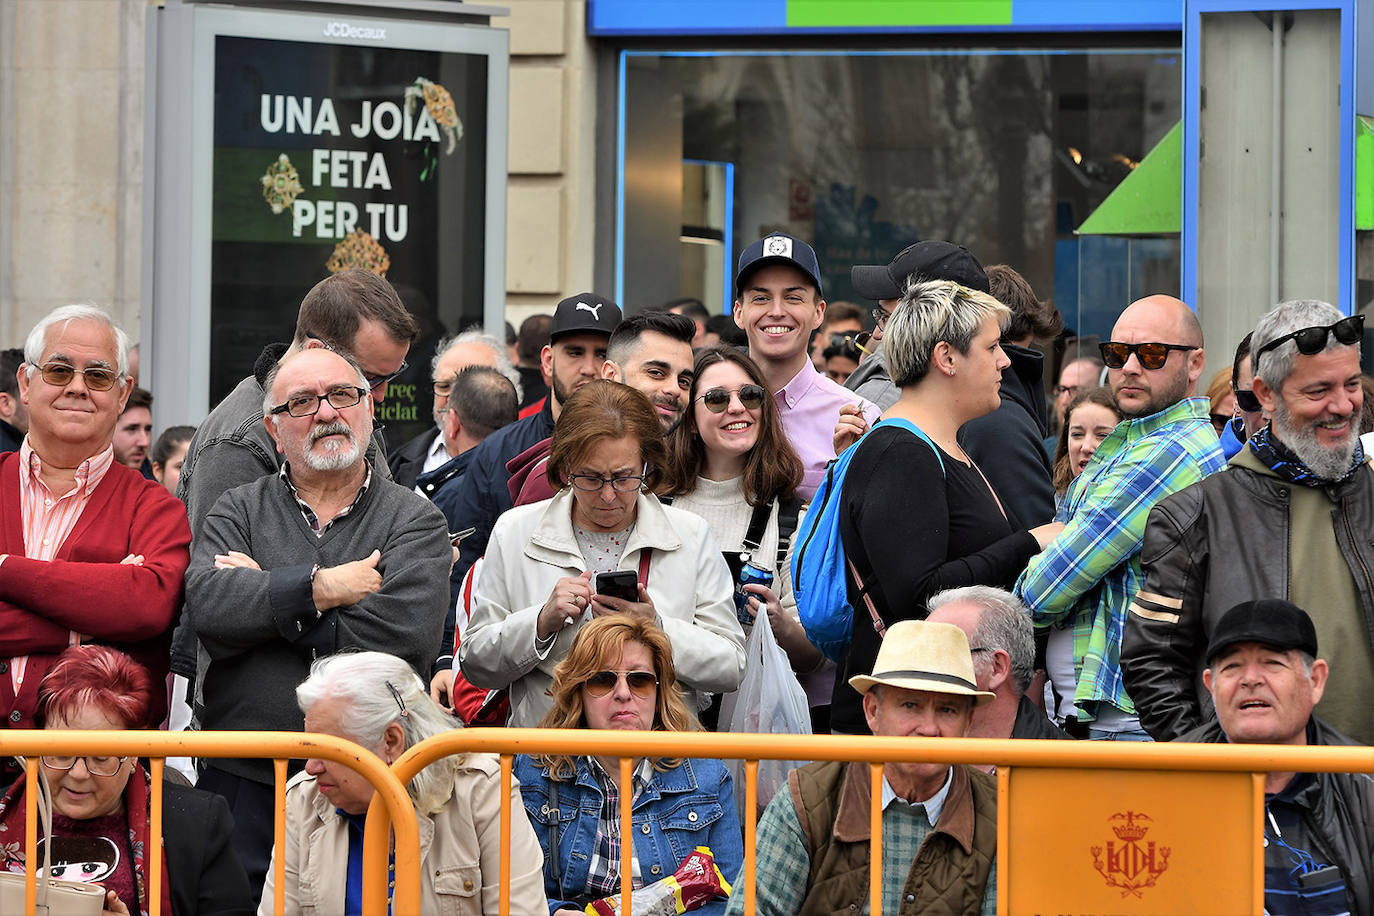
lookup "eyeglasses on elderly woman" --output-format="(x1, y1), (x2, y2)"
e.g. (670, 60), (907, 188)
(39, 755), (127, 777)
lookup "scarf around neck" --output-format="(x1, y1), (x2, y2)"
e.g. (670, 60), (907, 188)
(1248, 424), (1365, 487)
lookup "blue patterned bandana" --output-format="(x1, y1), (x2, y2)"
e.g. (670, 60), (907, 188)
(1248, 424), (1365, 486)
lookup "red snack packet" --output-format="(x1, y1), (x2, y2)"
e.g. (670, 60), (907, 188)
(584, 846), (733, 916)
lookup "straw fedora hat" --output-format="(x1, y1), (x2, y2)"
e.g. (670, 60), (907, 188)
(848, 620), (995, 705)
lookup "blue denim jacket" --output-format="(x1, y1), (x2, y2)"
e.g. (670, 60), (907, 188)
(513, 754), (744, 916)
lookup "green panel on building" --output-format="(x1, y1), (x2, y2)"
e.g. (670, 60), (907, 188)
(1077, 121), (1182, 236)
(1358, 116), (1372, 231)
(787, 0), (1013, 28)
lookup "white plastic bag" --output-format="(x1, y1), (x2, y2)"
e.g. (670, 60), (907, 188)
(719, 611), (812, 819)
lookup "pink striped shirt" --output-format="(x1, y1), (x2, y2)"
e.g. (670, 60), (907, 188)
(10, 438), (115, 690)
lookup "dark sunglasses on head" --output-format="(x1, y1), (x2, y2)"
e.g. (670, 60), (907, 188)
(1233, 387), (1262, 413)
(698, 384), (766, 413)
(1099, 341), (1198, 371)
(1254, 315), (1364, 359)
(583, 669), (659, 698)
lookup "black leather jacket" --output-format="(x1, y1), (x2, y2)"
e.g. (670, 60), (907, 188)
(1123, 448), (1374, 741)
(1176, 716), (1374, 916)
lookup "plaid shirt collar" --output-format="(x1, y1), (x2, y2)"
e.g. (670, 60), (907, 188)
(583, 757), (653, 899)
(278, 460), (372, 534)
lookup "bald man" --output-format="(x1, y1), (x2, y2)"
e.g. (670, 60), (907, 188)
(1015, 295), (1226, 741)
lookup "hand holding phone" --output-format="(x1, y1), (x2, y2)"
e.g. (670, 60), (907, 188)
(594, 570), (639, 603)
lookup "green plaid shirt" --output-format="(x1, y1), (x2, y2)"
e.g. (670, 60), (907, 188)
(1015, 396), (1226, 720)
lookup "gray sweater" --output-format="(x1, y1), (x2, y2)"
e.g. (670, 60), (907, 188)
(185, 471), (450, 784)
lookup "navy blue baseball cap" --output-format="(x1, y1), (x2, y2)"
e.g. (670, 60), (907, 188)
(735, 233), (823, 299)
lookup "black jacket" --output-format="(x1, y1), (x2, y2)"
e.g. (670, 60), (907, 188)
(1176, 716), (1374, 916)
(388, 427), (441, 491)
(1010, 694), (1072, 740)
(1124, 447), (1374, 742)
(163, 780), (256, 914)
(0, 419), (21, 454)
(958, 343), (1056, 527)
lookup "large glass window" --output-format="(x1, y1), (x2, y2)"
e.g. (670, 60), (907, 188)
(618, 45), (1181, 350)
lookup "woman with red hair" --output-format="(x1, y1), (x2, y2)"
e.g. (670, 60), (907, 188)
(0, 645), (253, 915)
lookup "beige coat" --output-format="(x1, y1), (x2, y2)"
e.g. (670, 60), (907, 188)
(461, 489), (746, 727)
(259, 754), (548, 916)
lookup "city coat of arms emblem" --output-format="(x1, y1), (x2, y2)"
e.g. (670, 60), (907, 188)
(1091, 810), (1171, 897)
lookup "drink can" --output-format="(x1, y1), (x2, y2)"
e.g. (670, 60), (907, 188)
(734, 561), (774, 625)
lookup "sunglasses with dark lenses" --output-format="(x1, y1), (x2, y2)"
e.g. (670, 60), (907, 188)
(583, 669), (659, 698)
(1233, 387), (1262, 413)
(1254, 315), (1364, 359)
(37, 362), (121, 391)
(1099, 341), (1198, 370)
(364, 359), (409, 391)
(698, 384), (767, 413)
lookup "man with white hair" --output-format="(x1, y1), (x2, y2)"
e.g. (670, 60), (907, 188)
(1125, 298), (1374, 745)
(184, 346), (450, 896)
(927, 586), (1069, 744)
(388, 328), (518, 491)
(0, 306), (191, 750)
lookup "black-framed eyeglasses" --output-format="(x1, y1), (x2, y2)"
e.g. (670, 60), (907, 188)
(1099, 341), (1198, 371)
(583, 669), (659, 698)
(1254, 315), (1364, 359)
(871, 308), (892, 331)
(568, 472), (646, 493)
(1053, 384), (1080, 398)
(432, 375), (456, 396)
(35, 361), (121, 392)
(1233, 387), (1262, 413)
(697, 384), (766, 413)
(364, 360), (408, 391)
(269, 385), (368, 418)
(41, 755), (127, 777)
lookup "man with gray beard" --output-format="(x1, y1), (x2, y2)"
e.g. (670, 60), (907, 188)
(1124, 299), (1374, 745)
(184, 347), (450, 896)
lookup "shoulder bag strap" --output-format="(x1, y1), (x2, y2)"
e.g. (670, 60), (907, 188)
(845, 558), (886, 639)
(638, 547), (653, 588)
(774, 496), (802, 573)
(740, 499), (774, 557)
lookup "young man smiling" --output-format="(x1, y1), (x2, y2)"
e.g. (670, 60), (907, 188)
(732, 233), (879, 499)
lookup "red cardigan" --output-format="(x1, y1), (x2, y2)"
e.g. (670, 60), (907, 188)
(0, 452), (191, 726)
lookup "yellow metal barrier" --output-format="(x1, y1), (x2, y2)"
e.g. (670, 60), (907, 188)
(0, 730), (421, 916)
(375, 728), (1373, 915)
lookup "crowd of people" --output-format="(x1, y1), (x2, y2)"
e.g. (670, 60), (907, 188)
(0, 230), (1369, 915)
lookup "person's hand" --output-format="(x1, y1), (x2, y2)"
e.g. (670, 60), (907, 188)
(833, 403), (869, 454)
(538, 571), (594, 640)
(213, 550), (260, 571)
(430, 669), (454, 713)
(103, 890), (132, 915)
(120, 554), (144, 566)
(591, 582), (656, 623)
(737, 583), (781, 627)
(313, 550), (383, 610)
(1029, 522), (1065, 550)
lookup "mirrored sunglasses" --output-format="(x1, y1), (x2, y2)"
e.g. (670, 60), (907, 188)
(1099, 341), (1198, 371)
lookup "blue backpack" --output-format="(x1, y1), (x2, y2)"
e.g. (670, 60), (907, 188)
(791, 418), (943, 662)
